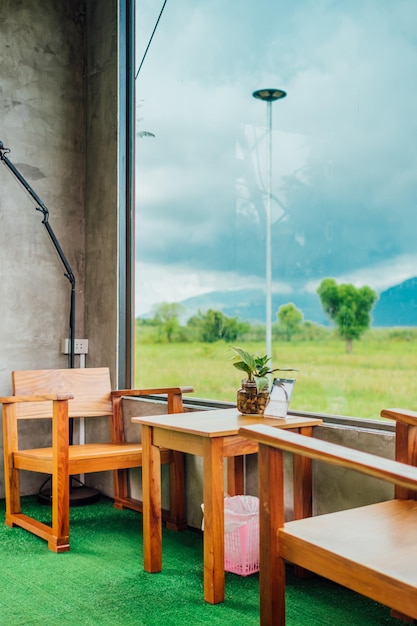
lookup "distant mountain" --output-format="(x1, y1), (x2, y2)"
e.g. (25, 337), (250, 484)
(179, 278), (417, 327)
(372, 277), (417, 327)
(180, 288), (329, 325)
(140, 277), (417, 327)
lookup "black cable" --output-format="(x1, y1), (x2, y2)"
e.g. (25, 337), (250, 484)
(135, 0), (168, 80)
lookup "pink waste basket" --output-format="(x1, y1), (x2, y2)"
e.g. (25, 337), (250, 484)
(202, 495), (260, 576)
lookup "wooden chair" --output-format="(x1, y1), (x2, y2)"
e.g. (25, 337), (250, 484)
(240, 409), (417, 626)
(0, 367), (193, 553)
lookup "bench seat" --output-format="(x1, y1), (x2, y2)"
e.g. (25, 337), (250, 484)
(239, 415), (417, 625)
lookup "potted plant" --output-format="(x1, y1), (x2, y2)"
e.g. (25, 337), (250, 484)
(230, 346), (297, 415)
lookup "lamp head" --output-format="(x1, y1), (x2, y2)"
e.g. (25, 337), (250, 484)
(252, 88), (287, 102)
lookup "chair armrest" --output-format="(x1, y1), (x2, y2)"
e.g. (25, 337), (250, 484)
(380, 407), (417, 427)
(111, 386), (194, 397)
(0, 393), (74, 404)
(239, 424), (417, 493)
(111, 386), (193, 415)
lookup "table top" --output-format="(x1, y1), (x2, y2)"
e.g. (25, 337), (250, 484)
(132, 407), (322, 438)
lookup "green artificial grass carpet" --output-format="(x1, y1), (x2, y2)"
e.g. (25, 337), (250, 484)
(0, 496), (403, 625)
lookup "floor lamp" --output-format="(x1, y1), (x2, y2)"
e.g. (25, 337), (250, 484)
(0, 140), (99, 505)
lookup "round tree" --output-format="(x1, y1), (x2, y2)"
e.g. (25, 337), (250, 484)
(317, 278), (378, 352)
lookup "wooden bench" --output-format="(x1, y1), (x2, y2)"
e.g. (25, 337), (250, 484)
(240, 410), (417, 625)
(0, 367), (193, 552)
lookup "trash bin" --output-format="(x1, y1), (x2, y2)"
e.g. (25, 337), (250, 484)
(201, 495), (260, 576)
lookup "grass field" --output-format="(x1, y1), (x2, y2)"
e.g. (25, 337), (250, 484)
(135, 329), (417, 420)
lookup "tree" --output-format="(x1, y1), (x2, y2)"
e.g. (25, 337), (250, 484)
(317, 278), (378, 352)
(277, 303), (303, 341)
(187, 309), (250, 343)
(152, 302), (184, 342)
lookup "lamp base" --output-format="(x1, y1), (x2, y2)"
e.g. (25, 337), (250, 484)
(38, 476), (101, 506)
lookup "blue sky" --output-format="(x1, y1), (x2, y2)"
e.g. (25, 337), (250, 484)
(135, 0), (417, 315)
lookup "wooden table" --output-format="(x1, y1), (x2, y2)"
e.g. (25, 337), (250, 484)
(132, 408), (322, 604)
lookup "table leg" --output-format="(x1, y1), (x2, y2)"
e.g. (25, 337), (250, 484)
(227, 455), (245, 496)
(142, 424), (162, 572)
(293, 426), (314, 579)
(293, 426), (313, 520)
(203, 437), (225, 604)
(258, 442), (286, 625)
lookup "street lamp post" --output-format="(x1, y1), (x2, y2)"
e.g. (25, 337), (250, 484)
(252, 88), (287, 364)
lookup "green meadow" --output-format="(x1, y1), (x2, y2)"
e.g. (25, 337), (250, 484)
(135, 328), (417, 420)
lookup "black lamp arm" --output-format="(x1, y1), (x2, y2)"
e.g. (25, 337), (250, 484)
(0, 140), (76, 368)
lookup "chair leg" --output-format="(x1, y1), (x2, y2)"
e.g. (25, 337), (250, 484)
(113, 468), (129, 510)
(4, 461), (70, 552)
(166, 451), (187, 531)
(3, 403), (22, 527)
(391, 610), (416, 624)
(49, 399), (70, 552)
(49, 471), (70, 552)
(4, 466), (21, 527)
(258, 444), (286, 625)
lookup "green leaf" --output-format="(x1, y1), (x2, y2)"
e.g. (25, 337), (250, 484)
(254, 375), (268, 393)
(232, 361), (252, 377)
(230, 347), (256, 370)
(231, 346), (297, 390)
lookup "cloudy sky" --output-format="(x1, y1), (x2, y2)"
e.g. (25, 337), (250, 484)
(134, 0), (417, 316)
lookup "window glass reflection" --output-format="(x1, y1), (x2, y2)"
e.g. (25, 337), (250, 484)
(135, 1), (417, 418)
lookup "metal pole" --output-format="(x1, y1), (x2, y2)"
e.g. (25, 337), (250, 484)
(252, 88), (287, 364)
(265, 100), (273, 363)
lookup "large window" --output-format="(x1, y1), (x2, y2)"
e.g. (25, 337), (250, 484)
(134, 0), (417, 418)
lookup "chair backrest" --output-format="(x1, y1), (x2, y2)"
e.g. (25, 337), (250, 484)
(12, 367), (113, 419)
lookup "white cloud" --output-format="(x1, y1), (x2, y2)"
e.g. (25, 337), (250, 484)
(305, 253), (417, 294)
(135, 261), (292, 316)
(134, 0), (417, 314)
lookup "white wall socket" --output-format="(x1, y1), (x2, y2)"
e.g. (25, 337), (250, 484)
(61, 338), (89, 354)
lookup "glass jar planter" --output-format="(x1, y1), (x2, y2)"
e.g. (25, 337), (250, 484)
(237, 379), (269, 415)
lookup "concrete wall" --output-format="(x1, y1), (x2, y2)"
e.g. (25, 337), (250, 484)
(313, 422), (394, 515)
(0, 0), (122, 497)
(0, 0), (87, 496)
(0, 0), (86, 386)
(84, 0), (119, 376)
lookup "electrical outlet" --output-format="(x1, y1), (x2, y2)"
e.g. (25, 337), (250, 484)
(61, 338), (89, 355)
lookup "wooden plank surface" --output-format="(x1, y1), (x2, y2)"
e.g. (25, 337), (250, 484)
(12, 368), (113, 418)
(133, 408), (322, 437)
(280, 500), (417, 620)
